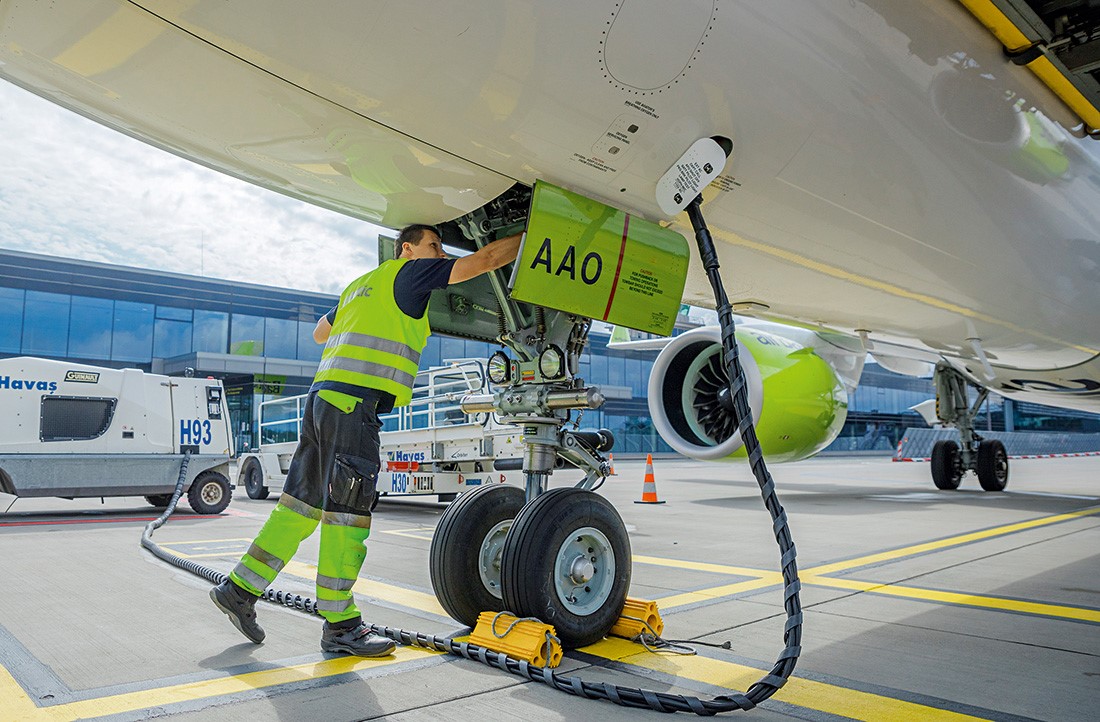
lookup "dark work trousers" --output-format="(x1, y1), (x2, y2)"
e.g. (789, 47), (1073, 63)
(230, 390), (382, 622)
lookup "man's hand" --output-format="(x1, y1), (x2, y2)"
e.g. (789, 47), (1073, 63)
(449, 233), (523, 284)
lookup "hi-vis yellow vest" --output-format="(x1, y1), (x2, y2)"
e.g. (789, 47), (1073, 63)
(312, 259), (430, 406)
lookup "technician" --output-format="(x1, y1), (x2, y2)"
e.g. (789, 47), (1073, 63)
(211, 224), (522, 656)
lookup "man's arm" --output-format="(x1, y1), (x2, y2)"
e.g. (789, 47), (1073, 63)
(313, 314), (332, 344)
(449, 233), (523, 284)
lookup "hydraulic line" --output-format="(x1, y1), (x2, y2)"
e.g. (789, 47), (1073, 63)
(142, 197), (801, 714)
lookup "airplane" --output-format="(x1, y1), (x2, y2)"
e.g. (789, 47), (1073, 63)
(1, 0), (1098, 647)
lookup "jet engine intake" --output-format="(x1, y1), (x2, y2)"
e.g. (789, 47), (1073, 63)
(648, 327), (849, 463)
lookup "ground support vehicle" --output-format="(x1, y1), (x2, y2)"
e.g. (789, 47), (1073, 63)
(0, 357), (234, 514)
(236, 361), (527, 504)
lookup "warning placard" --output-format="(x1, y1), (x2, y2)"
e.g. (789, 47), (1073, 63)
(510, 182), (689, 336)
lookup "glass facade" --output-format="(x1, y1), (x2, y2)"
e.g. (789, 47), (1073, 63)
(0, 287), (23, 353)
(2, 249), (1097, 456)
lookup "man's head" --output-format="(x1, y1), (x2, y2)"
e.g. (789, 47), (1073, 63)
(395, 224), (446, 260)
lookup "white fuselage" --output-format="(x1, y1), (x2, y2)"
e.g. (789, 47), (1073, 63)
(0, 0), (1097, 410)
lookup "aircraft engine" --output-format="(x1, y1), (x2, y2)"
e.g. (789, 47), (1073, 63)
(648, 327), (849, 463)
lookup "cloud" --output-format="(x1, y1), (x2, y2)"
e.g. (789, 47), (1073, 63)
(0, 82), (389, 295)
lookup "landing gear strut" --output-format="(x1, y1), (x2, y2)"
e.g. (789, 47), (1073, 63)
(931, 363), (1008, 491)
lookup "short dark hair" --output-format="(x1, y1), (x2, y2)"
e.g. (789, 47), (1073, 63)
(394, 224), (439, 258)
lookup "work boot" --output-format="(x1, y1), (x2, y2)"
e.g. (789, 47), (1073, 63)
(321, 619), (396, 657)
(210, 579), (265, 644)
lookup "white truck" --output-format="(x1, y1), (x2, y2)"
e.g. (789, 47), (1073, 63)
(0, 357), (234, 514)
(237, 361), (526, 503)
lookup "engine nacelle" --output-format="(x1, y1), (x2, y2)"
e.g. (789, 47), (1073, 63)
(648, 327), (849, 463)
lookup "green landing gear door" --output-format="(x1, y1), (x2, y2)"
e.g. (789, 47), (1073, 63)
(510, 181), (690, 336)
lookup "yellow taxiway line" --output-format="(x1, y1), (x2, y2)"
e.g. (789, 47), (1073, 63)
(282, 559), (451, 619)
(4, 649), (439, 722)
(804, 507), (1100, 576)
(654, 577), (785, 609)
(582, 637), (987, 721)
(633, 554), (778, 578)
(804, 575), (1100, 623)
(64, 506), (1088, 717)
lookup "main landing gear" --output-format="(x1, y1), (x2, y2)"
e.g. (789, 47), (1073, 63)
(930, 363), (1008, 492)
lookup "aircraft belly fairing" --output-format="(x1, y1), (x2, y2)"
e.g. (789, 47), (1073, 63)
(0, 0), (1098, 404)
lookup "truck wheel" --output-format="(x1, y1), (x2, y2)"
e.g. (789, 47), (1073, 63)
(188, 471), (231, 514)
(145, 494), (173, 508)
(501, 488), (631, 649)
(430, 484), (525, 627)
(243, 461), (269, 500)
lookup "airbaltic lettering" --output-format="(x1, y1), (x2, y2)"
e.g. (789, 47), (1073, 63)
(752, 333), (801, 350)
(530, 238), (603, 285)
(0, 376), (58, 392)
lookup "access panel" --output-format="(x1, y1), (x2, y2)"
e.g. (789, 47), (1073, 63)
(510, 181), (689, 336)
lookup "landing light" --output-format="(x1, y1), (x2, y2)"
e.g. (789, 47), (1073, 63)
(487, 351), (511, 385)
(539, 345), (565, 380)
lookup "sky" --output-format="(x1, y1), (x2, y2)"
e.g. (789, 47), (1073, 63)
(0, 81), (387, 296)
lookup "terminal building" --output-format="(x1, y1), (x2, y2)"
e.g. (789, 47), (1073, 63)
(2, 249), (1097, 456)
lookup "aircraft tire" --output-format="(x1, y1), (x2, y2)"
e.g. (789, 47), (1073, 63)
(976, 439), (1009, 491)
(501, 487), (630, 649)
(187, 471), (232, 514)
(430, 483), (525, 627)
(931, 440), (963, 490)
(243, 460), (269, 500)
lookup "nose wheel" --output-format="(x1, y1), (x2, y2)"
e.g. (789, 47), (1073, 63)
(430, 484), (526, 627)
(501, 487), (631, 648)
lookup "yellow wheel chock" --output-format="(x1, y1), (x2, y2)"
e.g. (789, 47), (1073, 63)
(609, 597), (664, 640)
(469, 611), (564, 668)
(470, 598), (663, 668)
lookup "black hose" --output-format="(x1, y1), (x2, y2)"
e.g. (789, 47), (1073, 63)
(143, 200), (802, 713)
(684, 195), (803, 708)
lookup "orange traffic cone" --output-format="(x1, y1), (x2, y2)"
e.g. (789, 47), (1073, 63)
(608, 453), (617, 476)
(634, 453), (665, 504)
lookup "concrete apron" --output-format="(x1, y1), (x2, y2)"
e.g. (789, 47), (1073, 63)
(1, 456), (1098, 720)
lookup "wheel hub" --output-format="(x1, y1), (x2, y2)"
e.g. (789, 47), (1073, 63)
(478, 520), (512, 599)
(202, 483), (222, 504)
(568, 555), (595, 584)
(554, 526), (615, 615)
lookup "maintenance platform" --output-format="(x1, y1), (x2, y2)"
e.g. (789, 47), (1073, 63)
(2, 456), (1097, 720)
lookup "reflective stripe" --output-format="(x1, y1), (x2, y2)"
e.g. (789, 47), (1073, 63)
(246, 543), (285, 574)
(328, 332), (421, 365)
(322, 510), (373, 529)
(232, 563), (270, 592)
(317, 574), (356, 592)
(278, 493), (322, 520)
(316, 597), (354, 613)
(316, 356), (416, 388)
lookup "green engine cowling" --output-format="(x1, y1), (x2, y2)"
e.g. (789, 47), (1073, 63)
(648, 326), (849, 463)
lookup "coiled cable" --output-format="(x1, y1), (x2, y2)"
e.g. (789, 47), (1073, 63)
(142, 198), (801, 713)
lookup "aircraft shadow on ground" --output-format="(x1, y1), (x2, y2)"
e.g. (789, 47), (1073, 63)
(690, 490), (1094, 516)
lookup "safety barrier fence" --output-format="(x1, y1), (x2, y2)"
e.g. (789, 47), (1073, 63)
(893, 427), (1100, 461)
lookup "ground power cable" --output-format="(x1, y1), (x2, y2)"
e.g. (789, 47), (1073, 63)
(141, 198), (802, 713)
